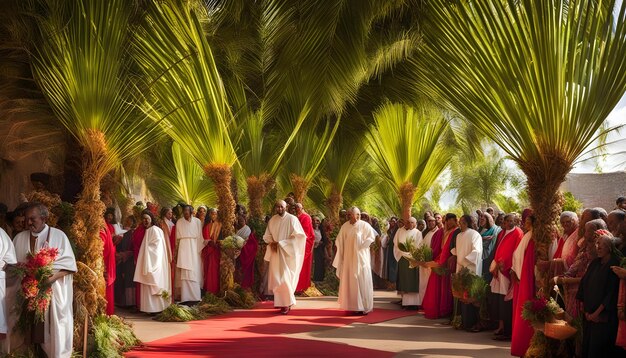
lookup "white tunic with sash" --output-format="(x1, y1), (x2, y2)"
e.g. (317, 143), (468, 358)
(134, 225), (171, 313)
(333, 220), (377, 312)
(13, 225), (77, 358)
(175, 217), (204, 302)
(263, 213), (306, 307)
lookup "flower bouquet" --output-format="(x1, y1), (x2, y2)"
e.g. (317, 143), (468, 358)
(221, 235), (245, 258)
(220, 235), (245, 291)
(522, 295), (563, 332)
(398, 237), (433, 268)
(9, 247), (58, 332)
(451, 267), (487, 305)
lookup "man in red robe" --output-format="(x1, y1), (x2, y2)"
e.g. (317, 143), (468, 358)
(423, 213), (458, 319)
(489, 214), (523, 341)
(100, 219), (117, 315)
(295, 203), (315, 292)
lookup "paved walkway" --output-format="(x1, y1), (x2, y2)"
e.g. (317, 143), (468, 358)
(121, 291), (510, 357)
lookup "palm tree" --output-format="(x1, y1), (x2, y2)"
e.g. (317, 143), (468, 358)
(419, 0), (626, 284)
(366, 102), (452, 221)
(29, 0), (160, 317)
(148, 142), (217, 208)
(133, 0), (238, 235)
(447, 148), (524, 213)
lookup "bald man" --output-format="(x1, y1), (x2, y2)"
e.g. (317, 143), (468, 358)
(333, 207), (377, 314)
(263, 200), (307, 314)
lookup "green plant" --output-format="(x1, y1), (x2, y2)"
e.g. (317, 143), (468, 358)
(91, 315), (140, 357)
(561, 191), (583, 214)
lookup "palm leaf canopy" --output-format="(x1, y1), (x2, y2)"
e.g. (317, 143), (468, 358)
(419, 0), (626, 169)
(30, 0), (159, 173)
(366, 102), (451, 192)
(133, 0), (236, 168)
(148, 142), (216, 208)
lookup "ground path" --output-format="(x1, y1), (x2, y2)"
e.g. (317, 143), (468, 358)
(122, 291), (510, 357)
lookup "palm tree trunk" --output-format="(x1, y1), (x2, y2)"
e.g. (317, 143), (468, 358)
(246, 173), (275, 220)
(71, 130), (109, 325)
(521, 157), (570, 295)
(290, 174), (310, 203)
(205, 163), (236, 236)
(400, 182), (416, 222)
(326, 185), (342, 228)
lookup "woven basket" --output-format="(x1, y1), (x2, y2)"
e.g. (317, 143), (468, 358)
(532, 321), (545, 332)
(544, 320), (577, 340)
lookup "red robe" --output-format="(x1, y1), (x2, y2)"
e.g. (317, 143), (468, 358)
(493, 227), (524, 281)
(102, 223), (117, 315)
(423, 228), (454, 319)
(238, 232), (259, 289)
(511, 239), (536, 357)
(202, 222), (221, 294)
(296, 212), (315, 291)
(132, 225), (146, 310)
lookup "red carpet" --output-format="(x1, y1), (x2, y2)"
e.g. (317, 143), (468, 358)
(126, 302), (413, 357)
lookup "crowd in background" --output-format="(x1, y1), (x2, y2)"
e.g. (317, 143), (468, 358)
(2, 195), (626, 357)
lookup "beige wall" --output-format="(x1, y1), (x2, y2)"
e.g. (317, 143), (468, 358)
(561, 171), (626, 211)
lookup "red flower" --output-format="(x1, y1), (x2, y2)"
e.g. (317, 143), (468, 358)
(21, 277), (39, 299)
(531, 297), (547, 312)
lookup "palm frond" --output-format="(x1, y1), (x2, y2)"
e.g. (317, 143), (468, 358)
(134, 0), (236, 168)
(419, 0), (626, 169)
(148, 142), (216, 208)
(366, 102), (450, 190)
(29, 0), (160, 174)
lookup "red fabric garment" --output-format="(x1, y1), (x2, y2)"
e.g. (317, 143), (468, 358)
(101, 223), (117, 315)
(202, 223), (221, 294)
(132, 225), (146, 310)
(493, 227), (524, 280)
(511, 239), (536, 357)
(553, 237), (565, 259)
(423, 229), (454, 319)
(296, 212), (315, 291)
(238, 232), (259, 289)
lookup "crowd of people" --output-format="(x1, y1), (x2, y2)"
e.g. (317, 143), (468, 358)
(1, 195), (626, 357)
(355, 198), (626, 358)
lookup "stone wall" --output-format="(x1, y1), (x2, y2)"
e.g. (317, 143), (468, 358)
(561, 171), (626, 211)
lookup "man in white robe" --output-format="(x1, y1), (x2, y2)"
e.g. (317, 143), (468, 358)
(451, 214), (483, 331)
(134, 212), (171, 313)
(13, 203), (76, 358)
(263, 200), (306, 314)
(393, 217), (421, 307)
(419, 217), (438, 303)
(175, 205), (204, 303)
(0, 227), (16, 350)
(333, 207), (377, 314)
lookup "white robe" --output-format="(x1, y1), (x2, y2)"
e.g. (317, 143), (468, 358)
(512, 230), (533, 279)
(13, 225), (77, 358)
(332, 220), (376, 313)
(451, 228), (483, 276)
(134, 226), (171, 313)
(0, 228), (16, 336)
(419, 228), (437, 303)
(175, 217), (204, 302)
(393, 227), (421, 305)
(263, 213), (306, 307)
